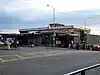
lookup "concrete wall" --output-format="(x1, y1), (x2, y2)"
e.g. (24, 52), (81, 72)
(87, 35), (100, 45)
(73, 34), (100, 45)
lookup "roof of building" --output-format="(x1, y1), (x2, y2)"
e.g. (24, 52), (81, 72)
(19, 25), (91, 32)
(0, 30), (20, 34)
(19, 27), (48, 32)
(49, 23), (65, 27)
(72, 25), (91, 31)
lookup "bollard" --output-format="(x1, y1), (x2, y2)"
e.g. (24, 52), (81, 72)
(81, 71), (85, 75)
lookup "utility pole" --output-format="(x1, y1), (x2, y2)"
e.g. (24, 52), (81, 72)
(84, 17), (92, 49)
(47, 5), (56, 47)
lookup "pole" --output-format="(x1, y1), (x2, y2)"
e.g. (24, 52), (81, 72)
(53, 7), (56, 47)
(85, 19), (87, 49)
(47, 5), (56, 47)
(85, 19), (87, 43)
(53, 8), (55, 24)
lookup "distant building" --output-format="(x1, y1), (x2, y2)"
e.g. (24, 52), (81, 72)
(87, 34), (100, 45)
(0, 30), (20, 41)
(19, 24), (91, 47)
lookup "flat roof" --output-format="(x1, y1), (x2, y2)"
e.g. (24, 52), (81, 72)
(19, 25), (91, 32)
(73, 25), (91, 31)
(0, 30), (20, 34)
(19, 27), (48, 32)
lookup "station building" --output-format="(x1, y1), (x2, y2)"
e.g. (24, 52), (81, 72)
(0, 30), (20, 41)
(19, 23), (91, 47)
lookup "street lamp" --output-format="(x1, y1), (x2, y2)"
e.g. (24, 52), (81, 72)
(47, 5), (55, 24)
(47, 5), (56, 47)
(85, 17), (92, 33)
(84, 17), (92, 49)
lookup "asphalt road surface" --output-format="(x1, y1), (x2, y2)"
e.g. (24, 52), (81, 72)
(0, 48), (100, 75)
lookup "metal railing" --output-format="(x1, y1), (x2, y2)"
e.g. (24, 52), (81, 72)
(64, 63), (100, 75)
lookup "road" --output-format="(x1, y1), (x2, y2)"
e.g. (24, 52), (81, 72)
(0, 47), (100, 75)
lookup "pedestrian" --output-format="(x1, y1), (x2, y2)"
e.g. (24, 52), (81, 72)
(89, 44), (93, 50)
(16, 40), (19, 47)
(5, 39), (11, 50)
(71, 41), (73, 49)
(76, 43), (80, 50)
(82, 43), (85, 50)
(30, 40), (33, 47)
(14, 40), (17, 48)
(11, 39), (14, 48)
(68, 44), (71, 48)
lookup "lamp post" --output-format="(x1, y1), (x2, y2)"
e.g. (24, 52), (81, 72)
(84, 17), (92, 49)
(84, 19), (87, 44)
(47, 5), (56, 47)
(47, 5), (55, 24)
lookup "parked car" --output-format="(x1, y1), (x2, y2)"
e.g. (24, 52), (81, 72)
(92, 45), (100, 51)
(29, 44), (35, 47)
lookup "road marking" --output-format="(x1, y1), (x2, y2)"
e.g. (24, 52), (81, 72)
(32, 52), (40, 55)
(0, 58), (4, 62)
(24, 52), (41, 56)
(0, 55), (15, 57)
(24, 53), (33, 54)
(0, 51), (77, 63)
(15, 55), (25, 59)
(3, 59), (21, 62)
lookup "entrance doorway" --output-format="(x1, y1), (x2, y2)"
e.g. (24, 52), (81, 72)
(56, 34), (74, 48)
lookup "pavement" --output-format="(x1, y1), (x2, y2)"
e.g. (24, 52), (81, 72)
(0, 47), (100, 75)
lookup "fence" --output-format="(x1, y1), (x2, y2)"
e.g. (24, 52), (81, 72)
(64, 63), (100, 75)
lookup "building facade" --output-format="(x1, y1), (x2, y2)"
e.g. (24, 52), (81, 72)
(19, 24), (91, 47)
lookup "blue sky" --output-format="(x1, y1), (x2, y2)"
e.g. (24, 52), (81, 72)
(0, 0), (100, 34)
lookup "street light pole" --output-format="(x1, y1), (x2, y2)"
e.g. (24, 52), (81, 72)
(47, 5), (55, 24)
(84, 17), (92, 49)
(84, 19), (87, 50)
(53, 7), (55, 24)
(47, 5), (56, 47)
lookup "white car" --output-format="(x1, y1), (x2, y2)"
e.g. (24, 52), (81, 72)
(0, 41), (4, 45)
(29, 44), (35, 47)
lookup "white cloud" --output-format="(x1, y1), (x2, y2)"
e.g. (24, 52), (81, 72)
(2, 0), (100, 12)
(1, 0), (100, 21)
(0, 0), (15, 10)
(1, 0), (100, 34)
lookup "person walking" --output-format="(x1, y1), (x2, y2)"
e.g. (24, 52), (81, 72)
(16, 40), (19, 47)
(5, 39), (11, 50)
(76, 43), (80, 50)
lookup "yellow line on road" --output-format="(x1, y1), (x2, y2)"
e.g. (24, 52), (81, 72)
(3, 59), (20, 62)
(15, 55), (25, 59)
(31, 52), (41, 55)
(24, 52), (40, 56)
(0, 58), (4, 62)
(24, 53), (33, 54)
